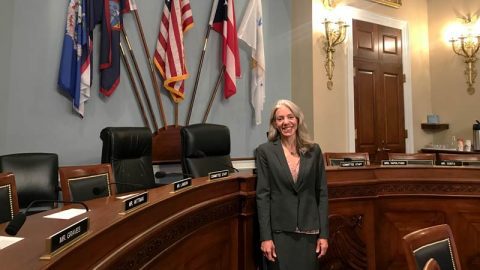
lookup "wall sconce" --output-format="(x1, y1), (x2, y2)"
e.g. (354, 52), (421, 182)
(322, 1), (348, 90)
(449, 16), (480, 94)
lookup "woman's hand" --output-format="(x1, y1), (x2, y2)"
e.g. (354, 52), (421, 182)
(261, 240), (277, 262)
(316, 238), (328, 258)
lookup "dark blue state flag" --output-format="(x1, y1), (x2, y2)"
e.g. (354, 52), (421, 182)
(58, 0), (102, 117)
(58, 0), (88, 116)
(99, 0), (130, 97)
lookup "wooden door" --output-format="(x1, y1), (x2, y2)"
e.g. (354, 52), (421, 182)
(353, 20), (405, 163)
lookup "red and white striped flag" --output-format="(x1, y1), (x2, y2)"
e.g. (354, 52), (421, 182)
(153, 0), (194, 103)
(211, 0), (241, 99)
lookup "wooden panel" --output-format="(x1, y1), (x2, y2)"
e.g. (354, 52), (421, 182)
(382, 65), (405, 152)
(322, 166), (480, 270)
(152, 125), (182, 164)
(145, 218), (237, 270)
(379, 25), (402, 64)
(353, 20), (378, 60)
(355, 60), (378, 158)
(375, 199), (447, 270)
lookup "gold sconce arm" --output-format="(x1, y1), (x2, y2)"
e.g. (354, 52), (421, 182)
(449, 17), (480, 94)
(323, 19), (348, 90)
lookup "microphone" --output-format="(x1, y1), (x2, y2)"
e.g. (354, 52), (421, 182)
(92, 182), (146, 195)
(193, 150), (239, 173)
(5, 200), (89, 236)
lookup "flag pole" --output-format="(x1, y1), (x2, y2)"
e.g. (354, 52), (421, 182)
(121, 28), (159, 131)
(186, 0), (219, 125)
(120, 43), (152, 131)
(202, 66), (225, 123)
(174, 103), (179, 127)
(131, 8), (168, 129)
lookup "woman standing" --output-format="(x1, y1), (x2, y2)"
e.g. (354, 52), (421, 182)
(256, 99), (329, 269)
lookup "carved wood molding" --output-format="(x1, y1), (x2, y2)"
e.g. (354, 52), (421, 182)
(111, 199), (240, 269)
(320, 214), (367, 269)
(329, 182), (480, 199)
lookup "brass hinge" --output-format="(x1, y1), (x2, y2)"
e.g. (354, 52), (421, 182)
(403, 74), (406, 83)
(404, 129), (408, 139)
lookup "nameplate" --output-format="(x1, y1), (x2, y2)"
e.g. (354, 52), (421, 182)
(436, 160), (462, 166)
(123, 192), (148, 213)
(43, 217), (89, 258)
(382, 160), (408, 166)
(208, 169), (229, 180)
(339, 161), (365, 167)
(172, 177), (192, 192)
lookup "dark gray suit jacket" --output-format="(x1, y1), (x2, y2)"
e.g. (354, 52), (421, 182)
(255, 139), (329, 241)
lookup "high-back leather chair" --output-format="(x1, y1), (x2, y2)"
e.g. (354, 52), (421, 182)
(181, 123), (234, 178)
(324, 152), (370, 166)
(0, 153), (59, 212)
(100, 127), (155, 193)
(59, 164), (115, 202)
(403, 224), (461, 270)
(0, 172), (19, 224)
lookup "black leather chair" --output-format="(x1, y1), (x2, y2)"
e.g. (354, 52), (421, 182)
(0, 172), (19, 223)
(100, 127), (156, 193)
(181, 123), (234, 178)
(59, 164), (115, 202)
(0, 153), (59, 212)
(403, 224), (461, 270)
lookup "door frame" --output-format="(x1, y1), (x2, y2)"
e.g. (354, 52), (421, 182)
(344, 7), (413, 153)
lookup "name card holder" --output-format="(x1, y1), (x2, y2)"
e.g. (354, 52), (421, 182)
(339, 161), (365, 167)
(41, 217), (89, 260)
(381, 160), (434, 166)
(119, 192), (148, 215)
(208, 169), (229, 180)
(381, 160), (408, 166)
(170, 177), (192, 193)
(436, 160), (462, 166)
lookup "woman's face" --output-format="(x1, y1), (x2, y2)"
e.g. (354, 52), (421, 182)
(274, 105), (298, 139)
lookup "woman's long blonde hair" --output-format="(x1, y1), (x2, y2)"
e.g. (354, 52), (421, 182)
(267, 99), (314, 153)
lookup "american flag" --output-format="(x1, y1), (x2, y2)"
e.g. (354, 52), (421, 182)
(153, 0), (194, 103)
(211, 0), (241, 99)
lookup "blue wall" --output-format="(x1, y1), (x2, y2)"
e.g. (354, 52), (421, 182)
(0, 0), (291, 165)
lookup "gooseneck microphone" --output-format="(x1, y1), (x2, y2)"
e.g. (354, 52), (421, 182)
(92, 182), (146, 195)
(193, 150), (239, 172)
(5, 200), (89, 236)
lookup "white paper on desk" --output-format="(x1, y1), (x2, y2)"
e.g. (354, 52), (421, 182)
(116, 193), (139, 200)
(43, 208), (87, 220)
(0, 236), (23, 250)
